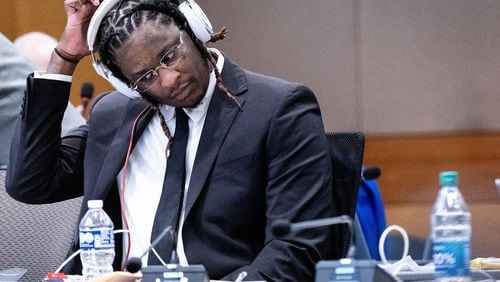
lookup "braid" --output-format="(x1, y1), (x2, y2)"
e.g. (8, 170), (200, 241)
(154, 106), (173, 158)
(96, 0), (240, 109)
(196, 40), (241, 108)
(209, 26), (228, 43)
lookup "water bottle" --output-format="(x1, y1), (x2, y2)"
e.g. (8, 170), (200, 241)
(79, 200), (115, 281)
(431, 171), (471, 282)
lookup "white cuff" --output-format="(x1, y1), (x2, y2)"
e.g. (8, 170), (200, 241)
(34, 71), (72, 83)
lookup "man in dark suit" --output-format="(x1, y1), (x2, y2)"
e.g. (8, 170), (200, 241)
(6, 0), (333, 281)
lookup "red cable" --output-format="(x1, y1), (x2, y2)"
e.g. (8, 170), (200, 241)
(120, 106), (150, 270)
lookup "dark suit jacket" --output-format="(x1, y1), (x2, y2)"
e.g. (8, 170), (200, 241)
(6, 57), (333, 281)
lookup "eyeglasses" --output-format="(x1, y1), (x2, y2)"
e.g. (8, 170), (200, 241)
(129, 32), (184, 92)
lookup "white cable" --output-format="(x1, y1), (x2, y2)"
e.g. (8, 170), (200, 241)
(54, 229), (130, 273)
(378, 224), (410, 265)
(54, 249), (82, 274)
(113, 229), (130, 234)
(150, 246), (169, 266)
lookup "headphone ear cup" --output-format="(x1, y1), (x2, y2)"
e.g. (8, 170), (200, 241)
(106, 73), (142, 99)
(92, 59), (142, 99)
(178, 0), (213, 43)
(87, 0), (142, 98)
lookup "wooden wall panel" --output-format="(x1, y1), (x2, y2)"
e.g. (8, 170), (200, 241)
(14, 1), (65, 38)
(386, 203), (500, 258)
(0, 2), (19, 39)
(364, 132), (500, 257)
(364, 132), (500, 203)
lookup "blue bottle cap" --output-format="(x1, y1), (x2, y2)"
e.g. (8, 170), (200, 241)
(439, 171), (458, 186)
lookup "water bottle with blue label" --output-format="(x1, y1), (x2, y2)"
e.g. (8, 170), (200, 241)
(431, 171), (471, 282)
(79, 200), (115, 281)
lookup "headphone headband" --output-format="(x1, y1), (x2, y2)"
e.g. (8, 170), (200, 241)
(87, 0), (214, 99)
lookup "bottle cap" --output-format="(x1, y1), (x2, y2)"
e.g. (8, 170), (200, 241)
(439, 171), (458, 186)
(88, 199), (103, 209)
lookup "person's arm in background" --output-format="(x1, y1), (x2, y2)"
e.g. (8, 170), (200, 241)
(0, 33), (35, 167)
(13, 31), (86, 136)
(61, 96), (86, 135)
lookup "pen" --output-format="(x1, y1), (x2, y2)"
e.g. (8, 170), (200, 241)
(234, 271), (247, 282)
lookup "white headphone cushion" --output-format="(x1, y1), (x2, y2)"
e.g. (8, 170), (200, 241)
(178, 0), (213, 43)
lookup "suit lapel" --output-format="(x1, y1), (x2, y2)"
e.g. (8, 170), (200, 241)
(184, 58), (248, 218)
(91, 99), (154, 200)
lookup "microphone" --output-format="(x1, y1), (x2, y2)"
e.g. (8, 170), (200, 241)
(81, 82), (94, 99)
(77, 82), (94, 115)
(125, 257), (142, 274)
(271, 215), (355, 258)
(125, 226), (174, 273)
(362, 166), (381, 180)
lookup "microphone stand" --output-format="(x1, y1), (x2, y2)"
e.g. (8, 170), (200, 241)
(139, 230), (209, 282)
(272, 215), (356, 259)
(124, 225), (208, 282)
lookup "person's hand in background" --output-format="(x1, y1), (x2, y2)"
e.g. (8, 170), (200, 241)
(89, 271), (142, 282)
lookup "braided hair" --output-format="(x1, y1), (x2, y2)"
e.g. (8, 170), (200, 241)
(96, 0), (240, 107)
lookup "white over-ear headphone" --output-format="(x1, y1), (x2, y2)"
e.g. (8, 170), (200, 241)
(87, 0), (214, 99)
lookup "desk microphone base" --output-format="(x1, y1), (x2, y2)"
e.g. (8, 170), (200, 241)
(316, 259), (401, 282)
(141, 264), (208, 282)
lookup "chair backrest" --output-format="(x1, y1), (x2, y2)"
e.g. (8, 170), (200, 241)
(0, 169), (82, 281)
(325, 132), (365, 258)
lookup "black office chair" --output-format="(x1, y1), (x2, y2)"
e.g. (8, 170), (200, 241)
(0, 168), (82, 281)
(325, 132), (365, 259)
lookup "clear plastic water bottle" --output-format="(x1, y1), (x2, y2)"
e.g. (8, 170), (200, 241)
(431, 171), (471, 282)
(79, 200), (115, 281)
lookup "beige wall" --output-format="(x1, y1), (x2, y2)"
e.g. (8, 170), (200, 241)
(3, 0), (500, 132)
(360, 0), (500, 134)
(200, 0), (500, 134)
(200, 0), (360, 132)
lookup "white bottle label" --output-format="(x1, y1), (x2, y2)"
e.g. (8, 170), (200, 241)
(79, 229), (115, 251)
(433, 240), (470, 277)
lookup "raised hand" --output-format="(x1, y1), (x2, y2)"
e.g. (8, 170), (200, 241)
(48, 0), (101, 74)
(59, 0), (101, 60)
